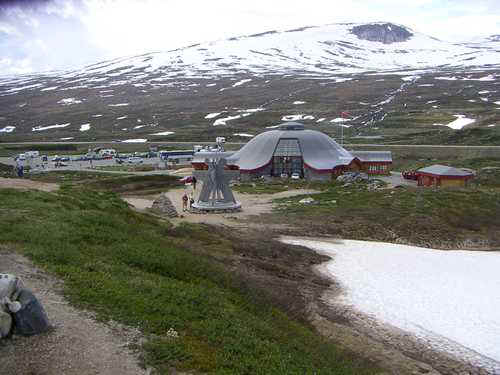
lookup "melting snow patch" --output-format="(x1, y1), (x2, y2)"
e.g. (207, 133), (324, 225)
(233, 133), (254, 137)
(108, 103), (129, 107)
(32, 123), (70, 132)
(293, 101), (306, 105)
(478, 90), (490, 94)
(205, 112), (222, 119)
(122, 139), (147, 143)
(280, 238), (500, 369)
(150, 131), (175, 136)
(58, 98), (82, 105)
(426, 100), (437, 104)
(133, 125), (146, 129)
(316, 118), (326, 123)
(116, 116), (128, 120)
(480, 98), (488, 102)
(401, 75), (420, 81)
(494, 101), (500, 105)
(237, 108), (265, 113)
(441, 115), (476, 130)
(330, 118), (351, 123)
(41, 86), (59, 91)
(79, 123), (91, 132)
(232, 79), (252, 87)
(418, 84), (434, 87)
(487, 124), (495, 127)
(435, 77), (458, 81)
(206, 83), (217, 87)
(0, 126), (15, 133)
(213, 114), (250, 126)
(282, 114), (314, 121)
(476, 75), (495, 81)
(60, 137), (74, 140)
(92, 114), (103, 118)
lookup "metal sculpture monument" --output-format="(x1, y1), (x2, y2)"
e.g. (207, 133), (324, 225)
(192, 156), (241, 211)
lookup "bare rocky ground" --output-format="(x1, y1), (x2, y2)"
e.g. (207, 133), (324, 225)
(0, 177), (58, 192)
(124, 185), (321, 229)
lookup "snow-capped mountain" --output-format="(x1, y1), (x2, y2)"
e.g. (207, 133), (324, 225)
(0, 22), (499, 144)
(55, 22), (500, 79)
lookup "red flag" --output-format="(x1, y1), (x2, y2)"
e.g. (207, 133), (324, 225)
(341, 111), (350, 118)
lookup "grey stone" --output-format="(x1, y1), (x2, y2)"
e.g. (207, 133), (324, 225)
(151, 195), (178, 218)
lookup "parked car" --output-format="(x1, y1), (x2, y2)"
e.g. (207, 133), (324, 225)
(127, 157), (143, 164)
(280, 173), (288, 178)
(291, 172), (301, 180)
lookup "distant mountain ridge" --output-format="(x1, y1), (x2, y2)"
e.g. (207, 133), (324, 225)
(2, 21), (499, 85)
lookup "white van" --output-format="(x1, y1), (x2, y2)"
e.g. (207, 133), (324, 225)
(99, 149), (117, 157)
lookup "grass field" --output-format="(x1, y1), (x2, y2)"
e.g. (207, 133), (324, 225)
(0, 186), (380, 374)
(268, 180), (500, 249)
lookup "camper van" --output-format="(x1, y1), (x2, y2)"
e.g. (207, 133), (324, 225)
(99, 149), (117, 157)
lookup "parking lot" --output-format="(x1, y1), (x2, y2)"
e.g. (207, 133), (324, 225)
(0, 155), (175, 175)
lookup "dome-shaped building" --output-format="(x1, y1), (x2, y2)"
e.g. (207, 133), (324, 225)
(193, 122), (392, 181)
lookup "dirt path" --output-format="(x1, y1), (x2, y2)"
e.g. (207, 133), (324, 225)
(0, 177), (58, 192)
(0, 249), (147, 375)
(123, 184), (320, 228)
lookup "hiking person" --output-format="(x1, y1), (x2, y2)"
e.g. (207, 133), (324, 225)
(189, 194), (195, 210)
(182, 193), (188, 212)
(192, 176), (197, 190)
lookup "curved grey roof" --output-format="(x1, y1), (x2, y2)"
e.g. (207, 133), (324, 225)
(230, 123), (354, 171)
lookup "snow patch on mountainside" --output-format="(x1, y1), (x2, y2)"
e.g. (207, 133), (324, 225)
(0, 126), (15, 133)
(33, 123), (71, 131)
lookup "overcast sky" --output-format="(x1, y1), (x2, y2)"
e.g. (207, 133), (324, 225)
(1, 0), (499, 75)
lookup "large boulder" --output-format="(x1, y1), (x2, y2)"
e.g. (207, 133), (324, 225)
(151, 194), (179, 218)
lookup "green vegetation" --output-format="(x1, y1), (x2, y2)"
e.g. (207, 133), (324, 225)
(29, 170), (116, 184)
(0, 162), (13, 177)
(233, 179), (330, 195)
(272, 181), (500, 249)
(95, 164), (156, 172)
(0, 144), (78, 156)
(85, 175), (180, 195)
(0, 187), (378, 374)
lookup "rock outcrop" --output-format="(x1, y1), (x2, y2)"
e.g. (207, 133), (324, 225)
(151, 194), (178, 218)
(351, 23), (413, 44)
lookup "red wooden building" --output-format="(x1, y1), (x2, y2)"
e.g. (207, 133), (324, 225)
(416, 165), (473, 187)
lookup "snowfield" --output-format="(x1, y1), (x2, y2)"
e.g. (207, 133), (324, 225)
(0, 126), (15, 133)
(122, 138), (147, 143)
(32, 123), (71, 131)
(280, 238), (500, 371)
(441, 115), (476, 130)
(79, 123), (91, 132)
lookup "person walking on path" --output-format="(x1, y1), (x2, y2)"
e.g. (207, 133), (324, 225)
(192, 176), (197, 190)
(182, 192), (188, 212)
(189, 194), (195, 211)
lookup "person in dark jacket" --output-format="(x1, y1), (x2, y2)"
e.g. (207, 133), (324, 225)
(192, 176), (197, 190)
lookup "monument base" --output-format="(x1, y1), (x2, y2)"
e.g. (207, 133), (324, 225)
(191, 201), (241, 214)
